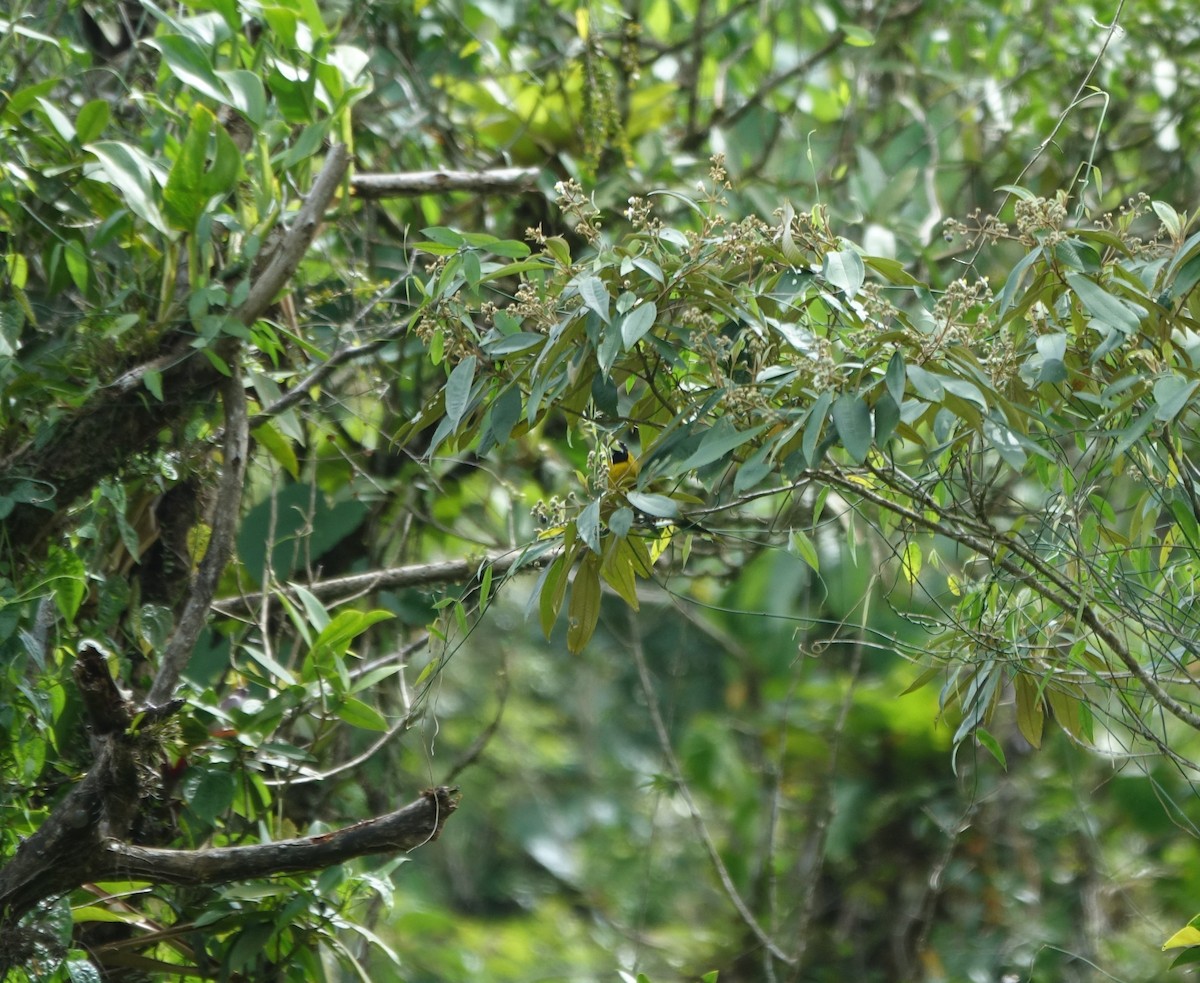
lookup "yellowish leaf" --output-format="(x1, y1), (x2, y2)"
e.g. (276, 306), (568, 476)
(567, 552), (602, 654)
(1014, 673), (1044, 749)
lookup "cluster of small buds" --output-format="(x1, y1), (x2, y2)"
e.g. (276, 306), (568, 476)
(855, 282), (899, 328)
(709, 153), (732, 190)
(1093, 193), (1159, 255)
(505, 280), (556, 332)
(554, 179), (602, 244)
(479, 300), (498, 324)
(412, 307), (475, 362)
(584, 447), (612, 488)
(806, 336), (840, 392)
(941, 211), (1009, 245)
(724, 384), (770, 428)
(624, 195), (660, 232)
(620, 20), (642, 79)
(714, 215), (773, 265)
(928, 276), (995, 351)
(982, 325), (1018, 386)
(525, 224), (547, 245)
(1014, 194), (1068, 245)
(532, 496), (569, 528)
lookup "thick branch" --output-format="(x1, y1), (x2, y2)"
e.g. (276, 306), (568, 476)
(238, 144), (351, 323)
(0, 785), (457, 930)
(1, 146), (351, 558)
(97, 787), (458, 885)
(351, 167), (540, 199)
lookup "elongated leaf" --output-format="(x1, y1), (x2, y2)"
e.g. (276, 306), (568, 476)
(1014, 673), (1044, 749)
(577, 499), (602, 554)
(601, 538), (640, 609)
(621, 301), (657, 348)
(831, 394), (872, 464)
(1153, 374), (1200, 422)
(885, 350), (906, 404)
(86, 141), (170, 234)
(567, 553), (602, 653)
(681, 419), (767, 470)
(338, 697), (388, 732)
(148, 35), (231, 105)
(788, 528), (819, 572)
(1066, 272), (1144, 334)
(444, 355), (477, 426)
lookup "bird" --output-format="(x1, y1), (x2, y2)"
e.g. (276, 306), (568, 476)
(608, 441), (639, 489)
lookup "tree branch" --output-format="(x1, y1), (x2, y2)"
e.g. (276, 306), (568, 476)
(238, 145), (351, 324)
(815, 465), (1200, 736)
(626, 609), (795, 966)
(213, 544), (560, 617)
(96, 787), (459, 886)
(147, 370), (249, 705)
(350, 167), (540, 199)
(1, 146), (352, 559)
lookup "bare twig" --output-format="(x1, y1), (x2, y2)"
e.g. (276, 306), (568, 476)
(351, 167), (540, 199)
(627, 610), (795, 965)
(214, 545), (560, 617)
(443, 663), (510, 785)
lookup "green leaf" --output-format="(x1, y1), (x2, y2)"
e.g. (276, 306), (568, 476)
(74, 100), (110, 144)
(885, 350), (905, 404)
(164, 105), (243, 230)
(337, 697), (388, 732)
(1014, 673), (1044, 749)
(788, 528), (820, 572)
(620, 301), (657, 348)
(539, 549), (572, 639)
(906, 364), (944, 401)
(489, 239), (532, 258)
(625, 492), (679, 519)
(1153, 374), (1199, 422)
(974, 727), (1007, 770)
(1153, 200), (1183, 239)
(444, 355), (477, 427)
(310, 609), (394, 661)
(86, 141), (171, 235)
(577, 275), (611, 324)
(842, 24), (875, 46)
(873, 393), (900, 446)
(577, 499), (602, 554)
(217, 69), (267, 126)
(47, 546), (86, 624)
(1065, 272), (1144, 334)
(803, 391), (832, 464)
(831, 394), (872, 463)
(252, 422), (299, 480)
(143, 369), (164, 402)
(600, 537), (640, 609)
(148, 35), (232, 105)
(822, 248), (865, 298)
(681, 419), (767, 470)
(184, 768), (236, 824)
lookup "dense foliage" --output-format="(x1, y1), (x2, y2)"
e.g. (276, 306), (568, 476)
(5, 0), (1200, 980)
